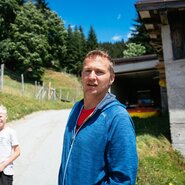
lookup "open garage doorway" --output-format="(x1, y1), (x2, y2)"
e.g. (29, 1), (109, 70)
(111, 69), (161, 111)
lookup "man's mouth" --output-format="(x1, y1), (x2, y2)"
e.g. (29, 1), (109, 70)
(87, 81), (97, 86)
(87, 84), (97, 87)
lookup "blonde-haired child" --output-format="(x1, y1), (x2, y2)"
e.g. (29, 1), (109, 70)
(0, 105), (20, 185)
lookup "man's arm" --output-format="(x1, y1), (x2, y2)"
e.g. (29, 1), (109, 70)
(105, 112), (138, 185)
(0, 145), (20, 172)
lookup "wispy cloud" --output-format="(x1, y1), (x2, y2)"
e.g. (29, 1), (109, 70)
(126, 27), (136, 40)
(117, 14), (122, 20)
(112, 34), (123, 42)
(129, 26), (136, 32)
(126, 32), (132, 39)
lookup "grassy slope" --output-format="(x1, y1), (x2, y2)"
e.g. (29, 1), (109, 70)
(1, 69), (185, 184)
(1, 69), (82, 121)
(134, 115), (185, 185)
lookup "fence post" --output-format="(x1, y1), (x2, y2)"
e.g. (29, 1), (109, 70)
(52, 88), (56, 100)
(42, 83), (45, 100)
(34, 81), (37, 97)
(48, 82), (51, 100)
(21, 74), (24, 96)
(66, 92), (69, 101)
(60, 88), (62, 99)
(0, 64), (4, 90)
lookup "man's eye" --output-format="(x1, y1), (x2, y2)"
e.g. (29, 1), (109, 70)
(84, 70), (91, 74)
(86, 70), (91, 73)
(96, 71), (104, 75)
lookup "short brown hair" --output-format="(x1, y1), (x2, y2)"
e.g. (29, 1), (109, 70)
(84, 50), (114, 74)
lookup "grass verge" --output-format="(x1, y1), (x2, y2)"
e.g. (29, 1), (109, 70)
(134, 115), (185, 185)
(0, 92), (74, 122)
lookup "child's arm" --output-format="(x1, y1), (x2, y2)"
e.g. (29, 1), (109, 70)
(0, 145), (20, 172)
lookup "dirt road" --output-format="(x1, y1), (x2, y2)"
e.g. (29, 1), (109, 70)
(9, 109), (71, 185)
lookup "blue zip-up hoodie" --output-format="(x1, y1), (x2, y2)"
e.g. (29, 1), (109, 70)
(58, 93), (138, 185)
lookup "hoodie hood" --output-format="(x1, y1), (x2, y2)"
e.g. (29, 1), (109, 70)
(77, 92), (126, 113)
(95, 92), (125, 111)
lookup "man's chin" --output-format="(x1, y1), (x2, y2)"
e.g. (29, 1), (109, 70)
(85, 89), (98, 95)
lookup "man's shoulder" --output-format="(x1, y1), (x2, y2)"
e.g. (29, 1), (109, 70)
(102, 101), (131, 120)
(105, 100), (126, 111)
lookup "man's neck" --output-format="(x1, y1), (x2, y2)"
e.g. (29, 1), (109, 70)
(83, 93), (106, 110)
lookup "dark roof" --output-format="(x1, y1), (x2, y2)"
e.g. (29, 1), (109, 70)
(135, 0), (185, 62)
(136, 0), (185, 11)
(113, 54), (157, 65)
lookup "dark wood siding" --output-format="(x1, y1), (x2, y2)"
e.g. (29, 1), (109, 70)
(169, 11), (185, 60)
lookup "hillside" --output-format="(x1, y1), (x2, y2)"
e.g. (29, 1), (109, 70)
(0, 69), (82, 121)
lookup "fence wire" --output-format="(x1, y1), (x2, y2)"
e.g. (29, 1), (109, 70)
(0, 64), (81, 102)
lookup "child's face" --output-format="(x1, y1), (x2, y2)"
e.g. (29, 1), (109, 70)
(0, 113), (7, 130)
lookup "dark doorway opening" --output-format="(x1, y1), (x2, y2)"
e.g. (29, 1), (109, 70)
(112, 69), (161, 109)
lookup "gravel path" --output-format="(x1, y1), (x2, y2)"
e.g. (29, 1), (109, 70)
(9, 109), (71, 185)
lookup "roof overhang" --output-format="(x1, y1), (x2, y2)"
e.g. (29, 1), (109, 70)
(114, 54), (158, 73)
(136, 0), (185, 11)
(135, 0), (185, 61)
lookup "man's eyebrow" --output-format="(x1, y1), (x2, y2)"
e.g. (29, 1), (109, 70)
(83, 66), (91, 69)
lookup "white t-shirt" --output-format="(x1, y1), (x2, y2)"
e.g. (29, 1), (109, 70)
(0, 127), (19, 175)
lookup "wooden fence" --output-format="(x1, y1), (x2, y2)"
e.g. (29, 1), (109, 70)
(0, 64), (78, 102)
(0, 64), (4, 91)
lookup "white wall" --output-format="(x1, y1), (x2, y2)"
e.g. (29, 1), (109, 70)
(162, 25), (185, 156)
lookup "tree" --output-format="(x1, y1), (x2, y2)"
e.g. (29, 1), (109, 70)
(123, 43), (146, 58)
(34, 0), (49, 12)
(79, 26), (87, 59)
(99, 40), (126, 58)
(87, 26), (98, 51)
(65, 25), (77, 73)
(0, 0), (23, 41)
(0, 2), (49, 80)
(44, 9), (67, 69)
(65, 25), (86, 75)
(128, 15), (154, 54)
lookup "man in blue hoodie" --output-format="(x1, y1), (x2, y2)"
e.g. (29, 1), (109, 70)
(58, 50), (138, 185)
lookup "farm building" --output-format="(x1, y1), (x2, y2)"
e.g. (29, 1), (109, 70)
(133, 0), (185, 156)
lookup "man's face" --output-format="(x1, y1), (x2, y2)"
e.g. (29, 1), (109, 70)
(82, 56), (114, 98)
(0, 113), (7, 131)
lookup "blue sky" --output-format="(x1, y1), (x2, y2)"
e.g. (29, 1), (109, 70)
(46, 0), (137, 43)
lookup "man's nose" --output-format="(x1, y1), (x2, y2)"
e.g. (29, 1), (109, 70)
(89, 71), (96, 79)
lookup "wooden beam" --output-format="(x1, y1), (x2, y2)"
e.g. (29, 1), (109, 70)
(139, 10), (151, 18)
(160, 10), (168, 25)
(148, 29), (161, 35)
(142, 17), (161, 24)
(145, 24), (154, 30)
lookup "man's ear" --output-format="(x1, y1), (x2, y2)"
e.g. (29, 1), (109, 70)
(109, 74), (115, 85)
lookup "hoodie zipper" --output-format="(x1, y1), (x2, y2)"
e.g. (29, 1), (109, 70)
(62, 107), (96, 185)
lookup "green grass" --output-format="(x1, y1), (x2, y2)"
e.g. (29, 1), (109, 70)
(134, 115), (185, 185)
(3, 68), (83, 101)
(0, 91), (74, 121)
(42, 70), (82, 101)
(1, 68), (82, 121)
